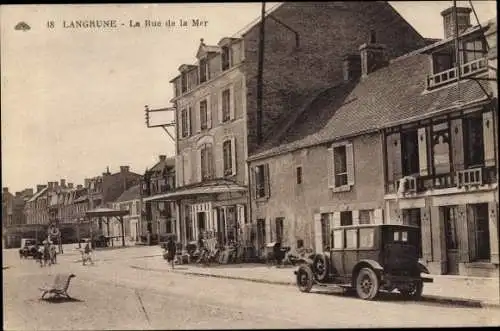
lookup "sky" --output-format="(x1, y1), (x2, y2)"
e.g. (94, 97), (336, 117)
(1, 1), (496, 193)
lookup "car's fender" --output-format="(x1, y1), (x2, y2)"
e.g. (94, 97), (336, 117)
(418, 262), (430, 274)
(352, 259), (384, 279)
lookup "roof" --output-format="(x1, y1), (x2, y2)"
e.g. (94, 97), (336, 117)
(27, 187), (48, 203)
(86, 207), (129, 217)
(149, 156), (175, 173)
(114, 184), (141, 203)
(249, 50), (491, 161)
(143, 179), (246, 202)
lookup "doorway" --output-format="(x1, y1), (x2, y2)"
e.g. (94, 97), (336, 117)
(442, 206), (459, 275)
(197, 212), (207, 239)
(470, 203), (490, 261)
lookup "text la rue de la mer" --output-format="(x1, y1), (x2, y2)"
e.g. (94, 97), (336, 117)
(61, 19), (208, 28)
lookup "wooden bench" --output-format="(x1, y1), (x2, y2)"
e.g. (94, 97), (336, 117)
(39, 273), (76, 299)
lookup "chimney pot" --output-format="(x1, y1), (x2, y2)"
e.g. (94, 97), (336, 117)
(159, 155), (167, 162)
(120, 166), (130, 173)
(359, 43), (388, 77)
(77, 184), (83, 190)
(68, 183), (74, 189)
(60, 179), (66, 188)
(3, 187), (8, 194)
(441, 6), (472, 39)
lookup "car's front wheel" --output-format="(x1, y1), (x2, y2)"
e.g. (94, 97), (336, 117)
(296, 265), (314, 293)
(399, 281), (423, 299)
(355, 268), (380, 300)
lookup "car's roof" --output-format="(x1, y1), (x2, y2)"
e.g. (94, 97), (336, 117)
(332, 223), (421, 230)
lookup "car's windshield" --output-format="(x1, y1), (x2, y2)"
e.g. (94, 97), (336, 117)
(385, 227), (419, 246)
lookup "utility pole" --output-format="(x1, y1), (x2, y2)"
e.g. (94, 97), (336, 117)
(256, 1), (266, 145)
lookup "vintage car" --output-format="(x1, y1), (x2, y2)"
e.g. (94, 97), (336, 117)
(19, 238), (38, 258)
(294, 224), (433, 300)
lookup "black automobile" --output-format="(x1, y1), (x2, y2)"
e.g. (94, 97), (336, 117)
(19, 238), (38, 258)
(294, 224), (433, 300)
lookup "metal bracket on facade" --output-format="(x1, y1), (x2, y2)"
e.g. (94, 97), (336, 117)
(144, 105), (176, 143)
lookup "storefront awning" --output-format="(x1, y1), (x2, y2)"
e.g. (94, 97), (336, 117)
(143, 181), (247, 202)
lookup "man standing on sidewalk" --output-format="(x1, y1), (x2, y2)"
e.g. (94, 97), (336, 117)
(166, 237), (177, 270)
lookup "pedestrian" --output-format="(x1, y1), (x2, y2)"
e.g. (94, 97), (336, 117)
(166, 236), (177, 270)
(50, 243), (57, 264)
(42, 241), (51, 267)
(83, 242), (94, 265)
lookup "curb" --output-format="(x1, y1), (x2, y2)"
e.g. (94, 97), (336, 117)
(129, 264), (500, 308)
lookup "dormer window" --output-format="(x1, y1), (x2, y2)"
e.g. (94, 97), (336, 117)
(426, 37), (487, 89)
(199, 58), (208, 83)
(221, 46), (231, 71)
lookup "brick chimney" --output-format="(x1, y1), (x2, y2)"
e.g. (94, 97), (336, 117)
(60, 179), (66, 188)
(359, 30), (388, 77)
(68, 183), (74, 189)
(159, 155), (167, 162)
(441, 6), (472, 39)
(23, 188), (34, 196)
(77, 184), (83, 190)
(84, 178), (90, 188)
(47, 182), (54, 190)
(343, 54), (362, 81)
(37, 185), (46, 192)
(3, 187), (8, 194)
(53, 181), (59, 189)
(120, 166), (130, 173)
(15, 192), (22, 197)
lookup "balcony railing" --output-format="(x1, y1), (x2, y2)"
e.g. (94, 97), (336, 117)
(427, 57), (488, 89)
(388, 166), (496, 194)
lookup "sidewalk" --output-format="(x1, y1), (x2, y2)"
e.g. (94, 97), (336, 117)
(130, 256), (500, 308)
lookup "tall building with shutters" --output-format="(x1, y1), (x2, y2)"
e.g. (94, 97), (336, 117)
(248, 8), (497, 276)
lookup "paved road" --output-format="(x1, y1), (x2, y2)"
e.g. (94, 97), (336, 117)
(3, 247), (499, 330)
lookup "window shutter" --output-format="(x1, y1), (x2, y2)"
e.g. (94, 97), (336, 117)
(175, 154), (184, 187)
(230, 137), (237, 176)
(374, 208), (383, 224)
(215, 142), (223, 178)
(346, 143), (355, 186)
(229, 85), (235, 120)
(483, 111), (495, 167)
(218, 91), (223, 124)
(418, 127), (429, 176)
(451, 118), (464, 171)
(328, 147), (335, 188)
(187, 106), (192, 136)
(264, 163), (270, 197)
(455, 205), (470, 263)
(196, 148), (202, 183)
(179, 110), (184, 138)
(352, 210), (360, 225)
(237, 204), (246, 225)
(333, 212), (341, 228)
(314, 214), (323, 253)
(489, 202), (499, 264)
(385, 134), (395, 183)
(328, 213), (335, 232)
(265, 218), (271, 243)
(206, 95), (212, 129)
(196, 101), (201, 133)
(250, 167), (257, 198)
(467, 205), (477, 261)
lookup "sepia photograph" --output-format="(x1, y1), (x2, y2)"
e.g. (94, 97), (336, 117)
(1, 1), (499, 329)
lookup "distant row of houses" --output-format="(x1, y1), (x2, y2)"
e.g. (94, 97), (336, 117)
(142, 2), (497, 277)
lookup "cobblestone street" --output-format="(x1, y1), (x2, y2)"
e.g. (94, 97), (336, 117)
(3, 246), (499, 330)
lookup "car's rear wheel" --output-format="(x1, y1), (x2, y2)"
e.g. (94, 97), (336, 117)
(399, 281), (423, 299)
(355, 268), (379, 300)
(296, 265), (314, 293)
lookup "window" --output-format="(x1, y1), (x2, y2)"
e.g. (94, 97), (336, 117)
(359, 228), (375, 248)
(470, 203), (490, 261)
(432, 50), (456, 74)
(254, 164), (270, 199)
(221, 89), (231, 122)
(275, 218), (284, 243)
(345, 229), (358, 248)
(333, 229), (344, 249)
(257, 219), (266, 248)
(223, 140), (233, 176)
(340, 211), (352, 226)
(334, 146), (347, 186)
(463, 114), (484, 167)
(432, 122), (451, 174)
(463, 39), (485, 63)
(401, 129), (419, 176)
(199, 58), (208, 83)
(181, 108), (188, 137)
(199, 100), (208, 130)
(181, 72), (187, 93)
(320, 213), (331, 250)
(200, 143), (214, 180)
(359, 209), (374, 225)
(296, 166), (302, 184)
(221, 46), (231, 71)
